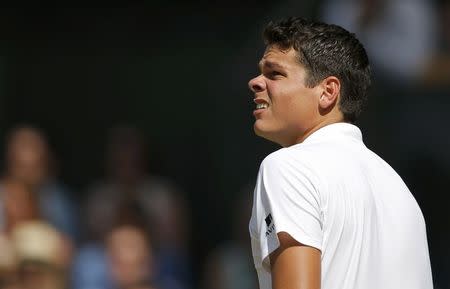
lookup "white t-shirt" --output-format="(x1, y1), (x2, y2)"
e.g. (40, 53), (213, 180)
(249, 123), (433, 289)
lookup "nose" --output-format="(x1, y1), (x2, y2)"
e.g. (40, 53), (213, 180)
(248, 75), (266, 93)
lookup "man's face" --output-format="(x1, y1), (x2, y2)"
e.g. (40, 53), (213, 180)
(6, 129), (49, 188)
(248, 46), (322, 146)
(107, 226), (152, 286)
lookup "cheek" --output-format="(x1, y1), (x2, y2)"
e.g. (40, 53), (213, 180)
(270, 88), (300, 117)
(275, 88), (316, 122)
(268, 84), (292, 112)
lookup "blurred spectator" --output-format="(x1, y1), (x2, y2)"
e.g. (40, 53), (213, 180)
(71, 243), (111, 289)
(147, 190), (191, 288)
(202, 184), (257, 289)
(75, 125), (191, 289)
(107, 224), (155, 289)
(321, 0), (437, 82)
(74, 199), (183, 289)
(421, 0), (450, 86)
(0, 126), (79, 241)
(1, 181), (40, 233)
(0, 178), (53, 289)
(0, 234), (20, 289)
(12, 221), (72, 289)
(0, 151), (73, 289)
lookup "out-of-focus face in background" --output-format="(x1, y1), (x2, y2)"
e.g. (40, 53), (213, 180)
(107, 225), (154, 289)
(5, 127), (50, 190)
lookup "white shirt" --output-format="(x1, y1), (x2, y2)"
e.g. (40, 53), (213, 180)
(249, 123), (433, 289)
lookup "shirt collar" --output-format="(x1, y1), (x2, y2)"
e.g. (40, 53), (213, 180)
(300, 122), (363, 145)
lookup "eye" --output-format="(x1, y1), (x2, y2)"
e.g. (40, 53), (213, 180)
(266, 71), (284, 79)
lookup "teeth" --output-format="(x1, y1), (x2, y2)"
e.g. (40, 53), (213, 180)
(256, 103), (268, 109)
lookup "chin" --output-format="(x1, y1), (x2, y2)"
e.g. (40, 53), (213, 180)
(253, 123), (277, 143)
(253, 122), (266, 137)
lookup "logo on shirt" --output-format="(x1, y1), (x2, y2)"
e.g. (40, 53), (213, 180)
(265, 213), (275, 237)
(265, 213), (273, 227)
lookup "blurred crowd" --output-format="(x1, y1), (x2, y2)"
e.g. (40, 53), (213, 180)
(0, 124), (257, 289)
(0, 125), (194, 289)
(1, 0), (450, 289)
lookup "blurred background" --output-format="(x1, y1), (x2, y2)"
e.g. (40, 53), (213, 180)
(0, 1), (449, 289)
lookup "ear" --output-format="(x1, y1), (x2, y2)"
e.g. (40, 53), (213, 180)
(318, 76), (340, 110)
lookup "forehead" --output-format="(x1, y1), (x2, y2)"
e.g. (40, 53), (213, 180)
(259, 46), (301, 69)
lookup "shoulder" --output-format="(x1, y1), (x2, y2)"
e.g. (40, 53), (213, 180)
(256, 147), (322, 195)
(259, 145), (319, 177)
(260, 148), (288, 168)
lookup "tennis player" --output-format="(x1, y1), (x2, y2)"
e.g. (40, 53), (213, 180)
(248, 17), (433, 289)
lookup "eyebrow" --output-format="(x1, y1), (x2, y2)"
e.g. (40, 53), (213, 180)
(258, 60), (287, 72)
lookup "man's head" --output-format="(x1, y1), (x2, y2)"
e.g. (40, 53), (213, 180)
(107, 225), (153, 288)
(5, 126), (50, 188)
(248, 17), (371, 146)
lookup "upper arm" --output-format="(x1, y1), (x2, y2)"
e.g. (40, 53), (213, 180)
(270, 232), (321, 289)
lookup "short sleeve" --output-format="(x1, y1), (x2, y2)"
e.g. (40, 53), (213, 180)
(249, 152), (323, 271)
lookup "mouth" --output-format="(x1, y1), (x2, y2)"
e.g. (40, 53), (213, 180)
(253, 99), (269, 116)
(255, 103), (269, 110)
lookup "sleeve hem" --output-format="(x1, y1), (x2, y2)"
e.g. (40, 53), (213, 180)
(261, 229), (322, 271)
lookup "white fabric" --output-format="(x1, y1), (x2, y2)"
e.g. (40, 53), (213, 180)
(249, 123), (433, 289)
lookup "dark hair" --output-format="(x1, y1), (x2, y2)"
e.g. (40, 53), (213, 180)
(263, 17), (371, 123)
